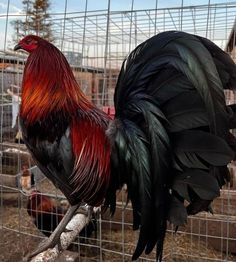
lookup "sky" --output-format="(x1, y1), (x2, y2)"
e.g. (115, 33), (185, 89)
(0, 0), (233, 13)
(0, 0), (234, 50)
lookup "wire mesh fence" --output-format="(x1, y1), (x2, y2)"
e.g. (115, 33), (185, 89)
(0, 0), (236, 261)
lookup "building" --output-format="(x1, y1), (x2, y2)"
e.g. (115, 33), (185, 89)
(225, 19), (236, 62)
(64, 51), (82, 66)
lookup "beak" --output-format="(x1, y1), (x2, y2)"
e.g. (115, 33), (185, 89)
(14, 44), (21, 51)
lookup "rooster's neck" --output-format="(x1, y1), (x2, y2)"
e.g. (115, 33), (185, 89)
(20, 79), (87, 124)
(20, 46), (92, 124)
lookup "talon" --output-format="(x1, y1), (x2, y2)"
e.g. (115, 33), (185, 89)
(57, 239), (63, 253)
(26, 237), (59, 260)
(76, 204), (93, 218)
(64, 228), (73, 233)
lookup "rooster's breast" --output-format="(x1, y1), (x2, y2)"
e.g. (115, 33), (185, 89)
(19, 116), (79, 205)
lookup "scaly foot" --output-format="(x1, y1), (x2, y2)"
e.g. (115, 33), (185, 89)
(26, 203), (81, 261)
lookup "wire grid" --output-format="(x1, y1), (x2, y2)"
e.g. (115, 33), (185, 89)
(51, 2), (236, 62)
(0, 0), (236, 261)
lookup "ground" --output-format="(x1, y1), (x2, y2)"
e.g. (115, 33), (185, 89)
(1, 202), (236, 262)
(0, 178), (236, 262)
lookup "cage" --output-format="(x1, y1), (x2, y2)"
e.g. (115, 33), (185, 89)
(0, 0), (236, 261)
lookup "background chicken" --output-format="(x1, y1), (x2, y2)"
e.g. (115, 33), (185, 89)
(14, 31), (236, 261)
(27, 190), (97, 240)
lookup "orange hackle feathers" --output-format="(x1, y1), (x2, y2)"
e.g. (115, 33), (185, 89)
(20, 43), (92, 124)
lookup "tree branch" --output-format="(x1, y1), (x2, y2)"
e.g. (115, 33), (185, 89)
(30, 205), (94, 262)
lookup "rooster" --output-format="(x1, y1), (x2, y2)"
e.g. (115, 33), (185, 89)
(27, 191), (64, 237)
(14, 31), (236, 261)
(27, 191), (96, 240)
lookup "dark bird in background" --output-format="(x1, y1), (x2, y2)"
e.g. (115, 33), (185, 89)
(27, 191), (64, 237)
(27, 190), (97, 240)
(14, 31), (236, 261)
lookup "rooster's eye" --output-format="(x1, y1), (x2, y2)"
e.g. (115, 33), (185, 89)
(26, 38), (32, 44)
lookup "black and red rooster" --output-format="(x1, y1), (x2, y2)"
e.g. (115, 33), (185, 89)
(14, 31), (236, 261)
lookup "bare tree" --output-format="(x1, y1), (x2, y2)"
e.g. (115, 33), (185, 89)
(11, 0), (54, 43)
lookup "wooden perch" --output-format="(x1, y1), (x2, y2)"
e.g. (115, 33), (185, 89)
(30, 205), (94, 262)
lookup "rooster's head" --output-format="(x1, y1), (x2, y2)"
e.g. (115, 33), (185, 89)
(14, 35), (43, 53)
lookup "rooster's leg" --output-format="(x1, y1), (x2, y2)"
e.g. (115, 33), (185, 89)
(27, 203), (81, 261)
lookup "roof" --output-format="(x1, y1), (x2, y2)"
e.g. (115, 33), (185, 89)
(0, 51), (105, 73)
